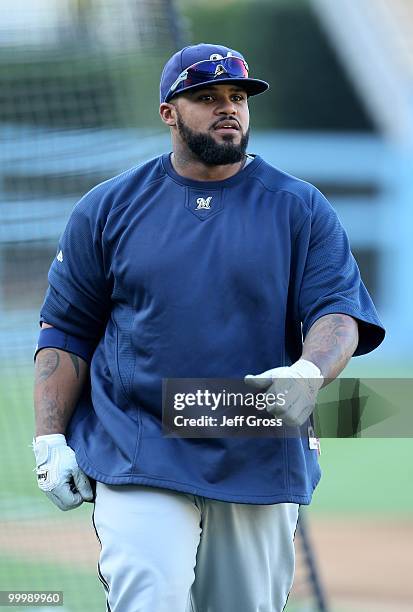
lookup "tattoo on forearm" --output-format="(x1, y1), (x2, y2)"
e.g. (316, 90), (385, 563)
(34, 348), (89, 436)
(38, 387), (69, 433)
(69, 353), (80, 379)
(35, 350), (60, 382)
(302, 314), (359, 380)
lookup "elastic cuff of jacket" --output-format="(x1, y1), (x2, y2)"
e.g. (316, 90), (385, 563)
(34, 327), (94, 364)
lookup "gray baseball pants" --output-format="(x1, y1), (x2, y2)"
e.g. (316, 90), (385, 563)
(93, 482), (299, 612)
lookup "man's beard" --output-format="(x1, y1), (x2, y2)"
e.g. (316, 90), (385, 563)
(176, 111), (249, 166)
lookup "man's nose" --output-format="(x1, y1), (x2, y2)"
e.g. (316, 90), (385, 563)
(215, 97), (237, 114)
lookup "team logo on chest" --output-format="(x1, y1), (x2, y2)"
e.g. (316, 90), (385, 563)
(186, 191), (222, 220)
(195, 196), (212, 210)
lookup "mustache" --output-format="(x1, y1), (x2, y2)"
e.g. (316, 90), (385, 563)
(211, 117), (241, 130)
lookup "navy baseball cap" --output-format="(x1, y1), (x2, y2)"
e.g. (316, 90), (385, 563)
(160, 43), (269, 103)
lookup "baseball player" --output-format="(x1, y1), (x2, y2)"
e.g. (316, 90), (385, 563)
(33, 43), (385, 612)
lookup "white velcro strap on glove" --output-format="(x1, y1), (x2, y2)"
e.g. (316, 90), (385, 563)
(244, 359), (324, 426)
(33, 433), (93, 511)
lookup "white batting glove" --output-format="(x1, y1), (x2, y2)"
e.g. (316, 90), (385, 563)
(244, 359), (324, 426)
(33, 434), (93, 511)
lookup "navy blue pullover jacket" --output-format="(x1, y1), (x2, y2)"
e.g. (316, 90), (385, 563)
(40, 153), (385, 504)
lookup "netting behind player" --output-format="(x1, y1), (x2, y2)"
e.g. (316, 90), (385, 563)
(0, 1), (184, 608)
(0, 0), (183, 337)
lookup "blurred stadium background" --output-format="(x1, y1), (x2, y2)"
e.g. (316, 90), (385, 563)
(1, 0), (412, 610)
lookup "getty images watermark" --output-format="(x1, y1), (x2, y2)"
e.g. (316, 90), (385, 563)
(163, 379), (298, 438)
(162, 378), (413, 438)
(173, 390), (285, 429)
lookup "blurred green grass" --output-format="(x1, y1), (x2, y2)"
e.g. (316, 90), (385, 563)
(312, 438), (413, 515)
(1, 371), (38, 501)
(0, 556), (104, 612)
(312, 358), (413, 516)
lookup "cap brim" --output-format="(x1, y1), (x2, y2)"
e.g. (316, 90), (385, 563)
(165, 78), (269, 102)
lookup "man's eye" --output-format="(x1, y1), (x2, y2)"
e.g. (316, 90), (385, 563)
(198, 95), (214, 102)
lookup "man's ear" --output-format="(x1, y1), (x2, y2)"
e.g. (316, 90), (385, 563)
(159, 103), (177, 127)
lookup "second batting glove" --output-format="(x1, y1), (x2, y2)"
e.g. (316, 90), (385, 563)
(244, 359), (324, 426)
(33, 434), (93, 511)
